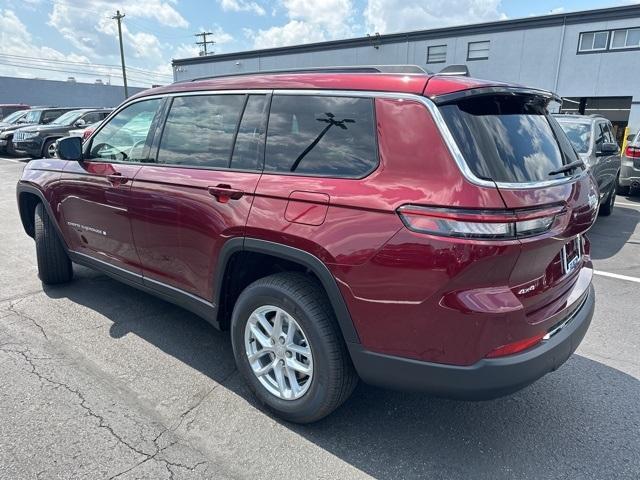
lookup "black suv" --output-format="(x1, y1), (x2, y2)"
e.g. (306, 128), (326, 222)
(13, 108), (112, 158)
(0, 107), (76, 156)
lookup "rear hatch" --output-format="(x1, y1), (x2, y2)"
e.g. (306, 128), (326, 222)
(433, 88), (598, 323)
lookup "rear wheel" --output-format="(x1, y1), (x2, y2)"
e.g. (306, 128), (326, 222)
(599, 180), (617, 216)
(34, 203), (73, 284)
(231, 272), (357, 423)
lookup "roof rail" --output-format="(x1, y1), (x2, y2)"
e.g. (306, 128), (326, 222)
(436, 64), (470, 77)
(179, 65), (429, 83)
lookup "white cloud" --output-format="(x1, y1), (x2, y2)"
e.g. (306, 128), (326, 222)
(220, 0), (266, 16)
(251, 0), (355, 48)
(364, 0), (507, 34)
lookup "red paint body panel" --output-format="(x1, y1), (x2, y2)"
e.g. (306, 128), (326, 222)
(129, 166), (261, 300)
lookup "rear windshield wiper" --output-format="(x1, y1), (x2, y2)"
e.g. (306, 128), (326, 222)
(548, 160), (584, 176)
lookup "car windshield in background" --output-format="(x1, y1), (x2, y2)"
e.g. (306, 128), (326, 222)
(439, 95), (581, 183)
(23, 110), (42, 123)
(52, 111), (82, 126)
(2, 110), (27, 124)
(557, 121), (592, 154)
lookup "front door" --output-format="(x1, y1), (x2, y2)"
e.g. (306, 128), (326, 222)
(58, 98), (163, 274)
(129, 93), (268, 300)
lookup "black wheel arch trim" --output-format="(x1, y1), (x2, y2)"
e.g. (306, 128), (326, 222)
(16, 183), (68, 247)
(215, 237), (360, 344)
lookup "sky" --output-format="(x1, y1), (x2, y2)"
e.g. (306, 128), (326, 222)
(0, 0), (635, 87)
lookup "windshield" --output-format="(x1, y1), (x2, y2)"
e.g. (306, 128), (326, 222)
(439, 95), (581, 183)
(2, 110), (27, 124)
(23, 110), (42, 123)
(556, 121), (591, 154)
(52, 111), (82, 126)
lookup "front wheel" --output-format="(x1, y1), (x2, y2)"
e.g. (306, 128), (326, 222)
(34, 203), (73, 284)
(43, 139), (57, 158)
(231, 272), (357, 423)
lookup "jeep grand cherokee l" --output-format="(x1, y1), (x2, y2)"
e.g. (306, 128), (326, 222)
(16, 67), (598, 423)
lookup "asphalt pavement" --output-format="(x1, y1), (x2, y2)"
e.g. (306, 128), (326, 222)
(0, 155), (638, 480)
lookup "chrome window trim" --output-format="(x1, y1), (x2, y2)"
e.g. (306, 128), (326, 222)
(99, 88), (584, 190)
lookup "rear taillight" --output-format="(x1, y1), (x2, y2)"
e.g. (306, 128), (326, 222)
(625, 145), (640, 158)
(397, 205), (563, 240)
(485, 332), (545, 358)
(82, 128), (94, 142)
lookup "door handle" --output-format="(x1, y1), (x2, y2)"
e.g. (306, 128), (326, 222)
(208, 184), (244, 203)
(107, 173), (129, 186)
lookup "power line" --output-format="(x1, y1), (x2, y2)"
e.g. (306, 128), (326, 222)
(195, 31), (215, 56)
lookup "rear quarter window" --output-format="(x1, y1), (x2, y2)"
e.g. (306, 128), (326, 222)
(265, 95), (378, 178)
(439, 95), (581, 183)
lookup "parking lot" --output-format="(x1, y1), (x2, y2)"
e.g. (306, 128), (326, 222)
(0, 154), (638, 479)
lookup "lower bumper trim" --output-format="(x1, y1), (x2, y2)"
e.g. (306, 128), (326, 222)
(348, 284), (595, 400)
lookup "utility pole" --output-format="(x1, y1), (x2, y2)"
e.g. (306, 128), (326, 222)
(195, 31), (215, 56)
(112, 10), (128, 98)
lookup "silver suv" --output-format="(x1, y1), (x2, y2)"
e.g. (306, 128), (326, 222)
(620, 130), (640, 195)
(554, 114), (621, 215)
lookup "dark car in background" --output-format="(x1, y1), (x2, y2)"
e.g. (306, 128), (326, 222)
(0, 109), (30, 129)
(554, 114), (621, 215)
(0, 104), (29, 121)
(13, 109), (112, 158)
(620, 131), (640, 195)
(0, 107), (77, 156)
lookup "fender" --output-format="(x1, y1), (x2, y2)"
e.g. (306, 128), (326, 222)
(41, 136), (63, 156)
(214, 237), (360, 344)
(16, 182), (68, 247)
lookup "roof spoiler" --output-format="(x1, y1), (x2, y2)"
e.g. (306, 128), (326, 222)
(437, 64), (470, 77)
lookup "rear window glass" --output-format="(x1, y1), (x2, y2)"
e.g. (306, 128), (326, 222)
(556, 121), (591, 154)
(440, 95), (581, 183)
(265, 95), (378, 178)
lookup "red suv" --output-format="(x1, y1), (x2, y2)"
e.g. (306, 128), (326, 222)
(17, 67), (598, 423)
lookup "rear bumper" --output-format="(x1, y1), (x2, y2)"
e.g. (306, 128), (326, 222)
(620, 162), (640, 187)
(348, 283), (594, 400)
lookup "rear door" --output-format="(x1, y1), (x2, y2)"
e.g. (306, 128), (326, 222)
(58, 98), (163, 273)
(437, 92), (598, 322)
(129, 92), (268, 300)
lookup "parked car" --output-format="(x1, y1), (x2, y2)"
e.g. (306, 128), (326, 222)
(17, 67), (598, 423)
(0, 103), (29, 120)
(0, 107), (76, 156)
(0, 109), (30, 129)
(554, 114), (621, 215)
(619, 131), (640, 195)
(13, 109), (112, 158)
(68, 120), (104, 142)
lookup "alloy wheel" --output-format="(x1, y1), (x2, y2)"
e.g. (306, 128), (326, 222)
(244, 305), (313, 400)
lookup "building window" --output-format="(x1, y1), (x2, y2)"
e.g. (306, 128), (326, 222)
(578, 31), (609, 52)
(467, 41), (490, 60)
(427, 45), (447, 64)
(610, 28), (640, 50)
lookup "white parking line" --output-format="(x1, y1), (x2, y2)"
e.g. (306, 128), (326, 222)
(594, 270), (640, 284)
(0, 157), (27, 164)
(616, 201), (640, 208)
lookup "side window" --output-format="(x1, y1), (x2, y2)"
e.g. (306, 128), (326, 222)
(89, 99), (161, 163)
(231, 95), (267, 170)
(595, 123), (607, 151)
(81, 112), (103, 125)
(603, 123), (615, 144)
(157, 94), (245, 168)
(265, 95), (378, 178)
(42, 110), (63, 124)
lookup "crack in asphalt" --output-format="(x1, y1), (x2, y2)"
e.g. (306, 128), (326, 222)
(6, 299), (49, 340)
(0, 344), (210, 479)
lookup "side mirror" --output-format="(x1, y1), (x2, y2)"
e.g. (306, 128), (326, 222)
(74, 119), (86, 127)
(56, 136), (83, 161)
(599, 142), (619, 155)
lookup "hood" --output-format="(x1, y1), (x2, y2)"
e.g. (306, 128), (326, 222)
(19, 123), (70, 134)
(0, 122), (36, 134)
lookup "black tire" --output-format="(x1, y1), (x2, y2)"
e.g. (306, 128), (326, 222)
(34, 203), (73, 284)
(617, 183), (630, 196)
(599, 181), (616, 216)
(6, 137), (17, 156)
(42, 139), (57, 158)
(231, 272), (357, 423)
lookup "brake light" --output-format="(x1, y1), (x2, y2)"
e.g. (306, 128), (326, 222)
(397, 205), (563, 240)
(625, 145), (640, 158)
(485, 332), (545, 358)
